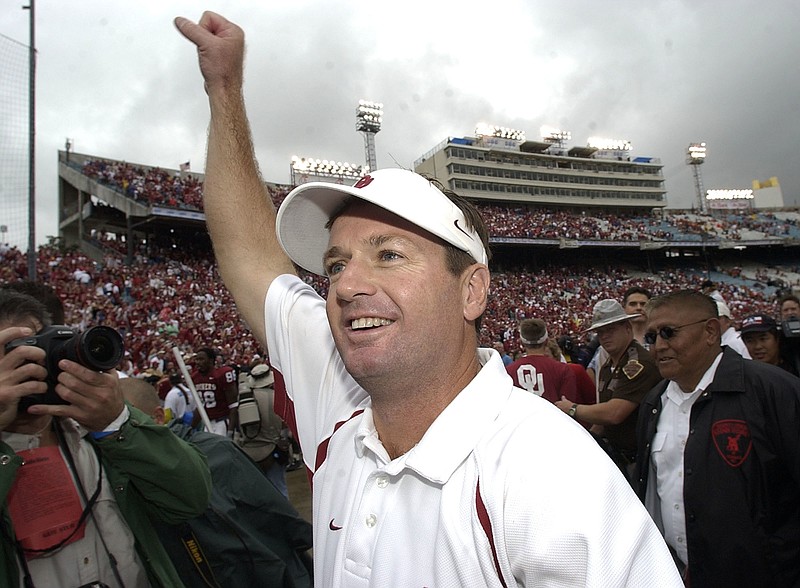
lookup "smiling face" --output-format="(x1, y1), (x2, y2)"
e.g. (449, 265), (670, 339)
(646, 302), (721, 392)
(742, 330), (781, 365)
(323, 201), (486, 398)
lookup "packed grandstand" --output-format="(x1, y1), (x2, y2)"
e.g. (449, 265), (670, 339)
(1, 153), (797, 375)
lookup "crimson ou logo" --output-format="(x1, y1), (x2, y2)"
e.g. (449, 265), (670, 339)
(354, 175), (374, 189)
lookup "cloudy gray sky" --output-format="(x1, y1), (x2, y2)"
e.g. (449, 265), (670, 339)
(1, 0), (798, 248)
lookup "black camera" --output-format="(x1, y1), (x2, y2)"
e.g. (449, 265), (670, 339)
(4, 325), (124, 410)
(781, 316), (800, 339)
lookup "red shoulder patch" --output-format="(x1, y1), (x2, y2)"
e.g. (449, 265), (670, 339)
(711, 419), (752, 468)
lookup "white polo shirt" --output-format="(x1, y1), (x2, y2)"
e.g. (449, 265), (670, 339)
(266, 274), (682, 587)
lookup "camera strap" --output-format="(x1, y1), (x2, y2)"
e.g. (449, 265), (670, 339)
(53, 420), (126, 588)
(177, 523), (222, 587)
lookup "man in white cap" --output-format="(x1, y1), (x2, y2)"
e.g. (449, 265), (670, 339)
(556, 299), (662, 479)
(175, 11), (682, 587)
(716, 299), (751, 358)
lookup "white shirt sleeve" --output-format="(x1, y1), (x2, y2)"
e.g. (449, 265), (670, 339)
(264, 275), (369, 455)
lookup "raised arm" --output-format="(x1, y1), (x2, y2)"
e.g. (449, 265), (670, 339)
(174, 12), (296, 346)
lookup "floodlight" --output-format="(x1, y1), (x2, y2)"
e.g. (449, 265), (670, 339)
(355, 100), (384, 134)
(291, 155), (367, 182)
(706, 189), (753, 200)
(687, 142), (707, 163)
(539, 126), (572, 142)
(587, 137), (632, 151)
(475, 123), (525, 141)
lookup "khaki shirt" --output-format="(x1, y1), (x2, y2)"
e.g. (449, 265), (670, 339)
(598, 341), (662, 455)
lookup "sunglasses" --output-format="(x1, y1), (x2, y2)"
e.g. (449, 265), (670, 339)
(644, 318), (710, 345)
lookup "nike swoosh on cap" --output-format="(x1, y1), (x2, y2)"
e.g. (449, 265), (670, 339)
(453, 219), (475, 240)
(329, 518), (343, 531)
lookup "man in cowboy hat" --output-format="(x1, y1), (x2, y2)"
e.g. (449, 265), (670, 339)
(235, 362), (291, 497)
(556, 299), (661, 480)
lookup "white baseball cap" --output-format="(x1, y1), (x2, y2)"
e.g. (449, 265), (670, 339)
(715, 299), (732, 318)
(276, 168), (488, 276)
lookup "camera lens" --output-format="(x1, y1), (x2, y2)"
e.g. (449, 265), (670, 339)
(76, 326), (124, 371)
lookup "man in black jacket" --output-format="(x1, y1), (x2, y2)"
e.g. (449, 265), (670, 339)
(635, 290), (800, 588)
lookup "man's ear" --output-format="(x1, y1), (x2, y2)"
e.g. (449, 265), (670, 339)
(153, 406), (166, 425)
(463, 265), (490, 322)
(704, 317), (722, 345)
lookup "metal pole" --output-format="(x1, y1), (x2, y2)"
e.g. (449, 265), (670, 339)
(23, 0), (36, 280)
(363, 131), (377, 173)
(172, 347), (214, 432)
(691, 164), (705, 214)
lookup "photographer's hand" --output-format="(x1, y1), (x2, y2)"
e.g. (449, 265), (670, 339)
(0, 327), (48, 431)
(28, 359), (125, 432)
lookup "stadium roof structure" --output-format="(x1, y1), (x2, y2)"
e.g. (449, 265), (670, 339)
(414, 135), (667, 211)
(519, 140), (552, 154)
(567, 145), (599, 158)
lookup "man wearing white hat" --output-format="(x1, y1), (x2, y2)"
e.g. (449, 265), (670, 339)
(716, 299), (751, 358)
(175, 11), (683, 587)
(556, 299), (662, 479)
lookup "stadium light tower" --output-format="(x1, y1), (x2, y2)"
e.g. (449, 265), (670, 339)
(687, 142), (707, 213)
(355, 100), (383, 173)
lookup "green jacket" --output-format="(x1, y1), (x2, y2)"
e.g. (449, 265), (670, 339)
(0, 406), (212, 587)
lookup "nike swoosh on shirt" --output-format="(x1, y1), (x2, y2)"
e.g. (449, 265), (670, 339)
(329, 518), (343, 531)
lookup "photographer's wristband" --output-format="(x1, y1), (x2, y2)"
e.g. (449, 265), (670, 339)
(89, 406), (130, 440)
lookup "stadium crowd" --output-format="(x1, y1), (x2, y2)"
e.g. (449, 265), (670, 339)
(80, 159), (205, 210)
(77, 158), (799, 245)
(0, 237), (784, 375)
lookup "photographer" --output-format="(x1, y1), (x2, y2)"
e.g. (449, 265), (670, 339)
(778, 294), (800, 375)
(234, 362), (290, 498)
(778, 294), (800, 320)
(0, 290), (211, 588)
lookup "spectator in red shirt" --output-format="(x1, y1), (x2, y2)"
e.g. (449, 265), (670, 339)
(506, 319), (578, 404)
